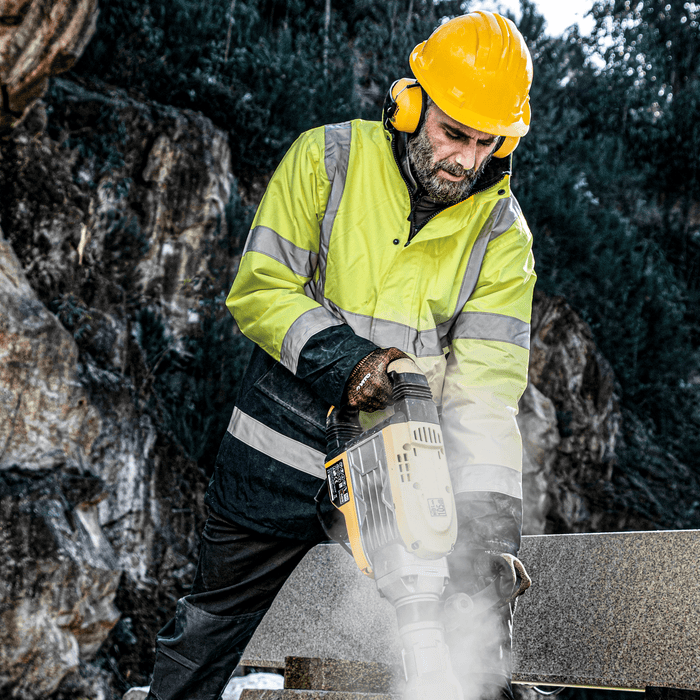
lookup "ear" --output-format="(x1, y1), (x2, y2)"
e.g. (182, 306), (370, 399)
(384, 78), (425, 133)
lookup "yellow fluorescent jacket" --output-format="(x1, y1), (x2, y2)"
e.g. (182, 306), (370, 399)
(228, 119), (536, 501)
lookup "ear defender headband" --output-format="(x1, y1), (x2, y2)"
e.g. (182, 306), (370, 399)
(383, 77), (524, 159)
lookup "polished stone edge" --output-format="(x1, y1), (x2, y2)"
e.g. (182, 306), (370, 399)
(247, 659), (286, 671)
(513, 673), (700, 693)
(240, 690), (398, 700)
(645, 687), (700, 700)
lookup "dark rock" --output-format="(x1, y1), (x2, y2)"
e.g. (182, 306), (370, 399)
(0, 0), (98, 135)
(527, 290), (621, 533)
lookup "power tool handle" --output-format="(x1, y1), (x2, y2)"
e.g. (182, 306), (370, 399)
(387, 357), (420, 375)
(325, 404), (362, 459)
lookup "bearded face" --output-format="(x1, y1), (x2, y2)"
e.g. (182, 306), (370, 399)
(407, 103), (498, 204)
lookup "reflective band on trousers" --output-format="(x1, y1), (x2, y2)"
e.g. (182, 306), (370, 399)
(450, 463), (523, 500)
(227, 407), (326, 479)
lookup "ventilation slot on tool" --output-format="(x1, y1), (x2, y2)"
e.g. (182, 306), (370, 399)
(413, 426), (441, 445)
(397, 452), (411, 483)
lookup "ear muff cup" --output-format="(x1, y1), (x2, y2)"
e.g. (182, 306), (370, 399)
(493, 135), (520, 158)
(492, 101), (530, 157)
(384, 78), (425, 133)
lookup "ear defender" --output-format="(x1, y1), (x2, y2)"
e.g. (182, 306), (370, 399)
(493, 100), (530, 157)
(383, 78), (425, 133)
(493, 135), (520, 158)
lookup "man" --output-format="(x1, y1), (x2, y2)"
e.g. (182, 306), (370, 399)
(146, 10), (535, 700)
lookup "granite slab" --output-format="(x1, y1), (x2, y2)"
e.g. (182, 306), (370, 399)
(512, 530), (700, 691)
(242, 544), (401, 669)
(284, 657), (400, 693)
(241, 531), (700, 692)
(240, 691), (395, 700)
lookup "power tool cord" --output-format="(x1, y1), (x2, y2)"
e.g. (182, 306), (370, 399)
(531, 686), (566, 696)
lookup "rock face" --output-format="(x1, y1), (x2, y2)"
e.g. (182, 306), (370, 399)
(0, 468), (120, 697)
(0, 0), (99, 135)
(518, 292), (621, 535)
(520, 290), (622, 535)
(0, 77), (625, 698)
(0, 235), (100, 470)
(0, 78), (239, 698)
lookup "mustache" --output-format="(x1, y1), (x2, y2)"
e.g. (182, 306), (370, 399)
(432, 159), (474, 179)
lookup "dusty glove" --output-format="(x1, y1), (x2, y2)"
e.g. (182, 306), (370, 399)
(475, 551), (532, 604)
(343, 347), (410, 412)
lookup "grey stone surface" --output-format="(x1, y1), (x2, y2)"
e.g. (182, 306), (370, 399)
(242, 533), (700, 692)
(513, 530), (700, 691)
(242, 545), (401, 669)
(240, 691), (394, 700)
(284, 657), (399, 693)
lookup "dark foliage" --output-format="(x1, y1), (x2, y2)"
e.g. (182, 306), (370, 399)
(512, 0), (700, 523)
(67, 0), (700, 527)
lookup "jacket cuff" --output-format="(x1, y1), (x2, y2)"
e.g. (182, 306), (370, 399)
(295, 324), (378, 407)
(454, 490), (523, 556)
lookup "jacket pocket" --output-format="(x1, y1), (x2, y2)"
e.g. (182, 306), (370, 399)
(253, 361), (328, 434)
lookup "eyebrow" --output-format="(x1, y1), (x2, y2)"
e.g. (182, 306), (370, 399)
(441, 121), (497, 144)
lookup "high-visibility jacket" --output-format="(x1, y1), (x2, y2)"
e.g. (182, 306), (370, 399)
(206, 119), (536, 541)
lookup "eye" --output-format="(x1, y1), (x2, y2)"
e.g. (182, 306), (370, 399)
(444, 129), (463, 141)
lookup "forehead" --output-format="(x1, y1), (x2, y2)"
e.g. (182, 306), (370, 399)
(427, 101), (496, 140)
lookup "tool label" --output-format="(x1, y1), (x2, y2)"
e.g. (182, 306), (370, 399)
(428, 498), (447, 517)
(327, 459), (349, 507)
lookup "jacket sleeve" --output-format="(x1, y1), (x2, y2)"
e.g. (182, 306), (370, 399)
(441, 206), (536, 509)
(227, 126), (377, 406)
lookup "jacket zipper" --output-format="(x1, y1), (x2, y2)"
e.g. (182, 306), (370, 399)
(390, 134), (417, 245)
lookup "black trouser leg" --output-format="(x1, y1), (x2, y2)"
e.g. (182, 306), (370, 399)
(147, 512), (318, 700)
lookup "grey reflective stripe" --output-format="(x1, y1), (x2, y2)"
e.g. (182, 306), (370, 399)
(315, 304), (444, 358)
(489, 195), (522, 242)
(280, 306), (345, 374)
(243, 226), (318, 278)
(450, 464), (522, 500)
(451, 311), (530, 350)
(440, 195), (523, 346)
(227, 407), (326, 479)
(318, 122), (352, 299)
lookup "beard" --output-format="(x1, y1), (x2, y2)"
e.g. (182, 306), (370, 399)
(407, 123), (492, 204)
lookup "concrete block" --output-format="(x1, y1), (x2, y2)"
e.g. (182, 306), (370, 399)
(241, 531), (700, 692)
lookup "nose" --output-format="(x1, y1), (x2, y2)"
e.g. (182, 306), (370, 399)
(454, 142), (477, 171)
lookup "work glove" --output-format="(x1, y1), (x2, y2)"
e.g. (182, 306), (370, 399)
(474, 550), (532, 605)
(343, 347), (411, 412)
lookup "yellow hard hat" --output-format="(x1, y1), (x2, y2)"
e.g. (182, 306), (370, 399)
(409, 11), (533, 140)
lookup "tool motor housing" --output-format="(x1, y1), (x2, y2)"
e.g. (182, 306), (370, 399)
(324, 367), (457, 576)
